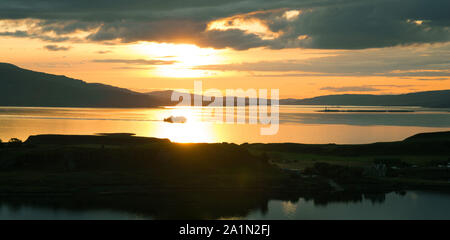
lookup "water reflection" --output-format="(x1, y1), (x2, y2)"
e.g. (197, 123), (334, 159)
(0, 106), (449, 144)
(1, 191), (449, 220)
(155, 121), (217, 143)
(245, 191), (450, 220)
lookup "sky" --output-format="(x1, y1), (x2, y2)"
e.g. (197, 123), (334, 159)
(0, 0), (449, 98)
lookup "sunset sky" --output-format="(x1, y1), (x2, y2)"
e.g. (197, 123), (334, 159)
(0, 0), (449, 98)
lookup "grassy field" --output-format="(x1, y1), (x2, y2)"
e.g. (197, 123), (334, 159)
(250, 150), (450, 171)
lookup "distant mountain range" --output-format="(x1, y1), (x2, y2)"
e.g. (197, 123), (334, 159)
(280, 90), (450, 108)
(1, 63), (449, 108)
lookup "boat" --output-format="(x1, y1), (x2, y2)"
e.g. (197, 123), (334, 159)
(163, 116), (187, 123)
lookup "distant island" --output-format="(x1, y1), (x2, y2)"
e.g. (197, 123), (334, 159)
(280, 90), (450, 108)
(1, 62), (450, 108)
(316, 109), (415, 113)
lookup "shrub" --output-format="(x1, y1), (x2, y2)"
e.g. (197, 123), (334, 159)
(8, 138), (23, 147)
(374, 158), (411, 168)
(310, 162), (364, 182)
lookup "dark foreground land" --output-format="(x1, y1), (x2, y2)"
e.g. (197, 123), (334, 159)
(0, 132), (449, 219)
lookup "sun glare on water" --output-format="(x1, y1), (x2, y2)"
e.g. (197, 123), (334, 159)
(154, 107), (217, 143)
(130, 42), (223, 78)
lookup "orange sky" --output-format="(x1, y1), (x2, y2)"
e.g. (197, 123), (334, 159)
(0, 11), (449, 99)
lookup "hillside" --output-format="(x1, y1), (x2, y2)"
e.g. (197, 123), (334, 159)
(0, 63), (161, 108)
(2, 63), (450, 108)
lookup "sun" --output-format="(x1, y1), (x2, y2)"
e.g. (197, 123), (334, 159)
(130, 42), (224, 78)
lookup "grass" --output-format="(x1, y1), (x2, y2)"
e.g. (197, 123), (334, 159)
(249, 147), (449, 170)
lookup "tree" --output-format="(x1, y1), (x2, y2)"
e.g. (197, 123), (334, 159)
(8, 138), (22, 147)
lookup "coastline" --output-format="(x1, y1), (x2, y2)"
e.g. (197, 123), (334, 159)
(1, 132), (449, 193)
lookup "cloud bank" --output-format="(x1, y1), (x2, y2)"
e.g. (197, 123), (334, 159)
(0, 0), (448, 50)
(92, 59), (177, 65)
(43, 44), (71, 51)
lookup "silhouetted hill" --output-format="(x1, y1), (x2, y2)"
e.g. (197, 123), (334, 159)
(404, 131), (450, 142)
(0, 63), (161, 108)
(280, 90), (450, 108)
(3, 63), (449, 108)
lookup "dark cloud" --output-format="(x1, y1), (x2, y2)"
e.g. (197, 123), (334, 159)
(0, 30), (71, 42)
(321, 84), (417, 92)
(112, 67), (153, 70)
(0, 0), (298, 21)
(92, 59), (177, 65)
(0, 0), (448, 50)
(321, 86), (381, 92)
(415, 77), (450, 81)
(87, 21), (269, 50)
(278, 1), (450, 49)
(195, 29), (269, 50)
(43, 44), (71, 51)
(96, 50), (112, 54)
(37, 20), (100, 35)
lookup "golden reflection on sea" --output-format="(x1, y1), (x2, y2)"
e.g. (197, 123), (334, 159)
(154, 121), (217, 143)
(0, 106), (449, 144)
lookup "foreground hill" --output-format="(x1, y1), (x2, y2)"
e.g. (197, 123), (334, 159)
(280, 90), (450, 108)
(0, 131), (448, 218)
(0, 63), (162, 108)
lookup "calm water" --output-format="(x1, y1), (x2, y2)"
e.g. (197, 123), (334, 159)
(1, 106), (450, 220)
(0, 105), (449, 144)
(245, 191), (450, 220)
(1, 191), (449, 220)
